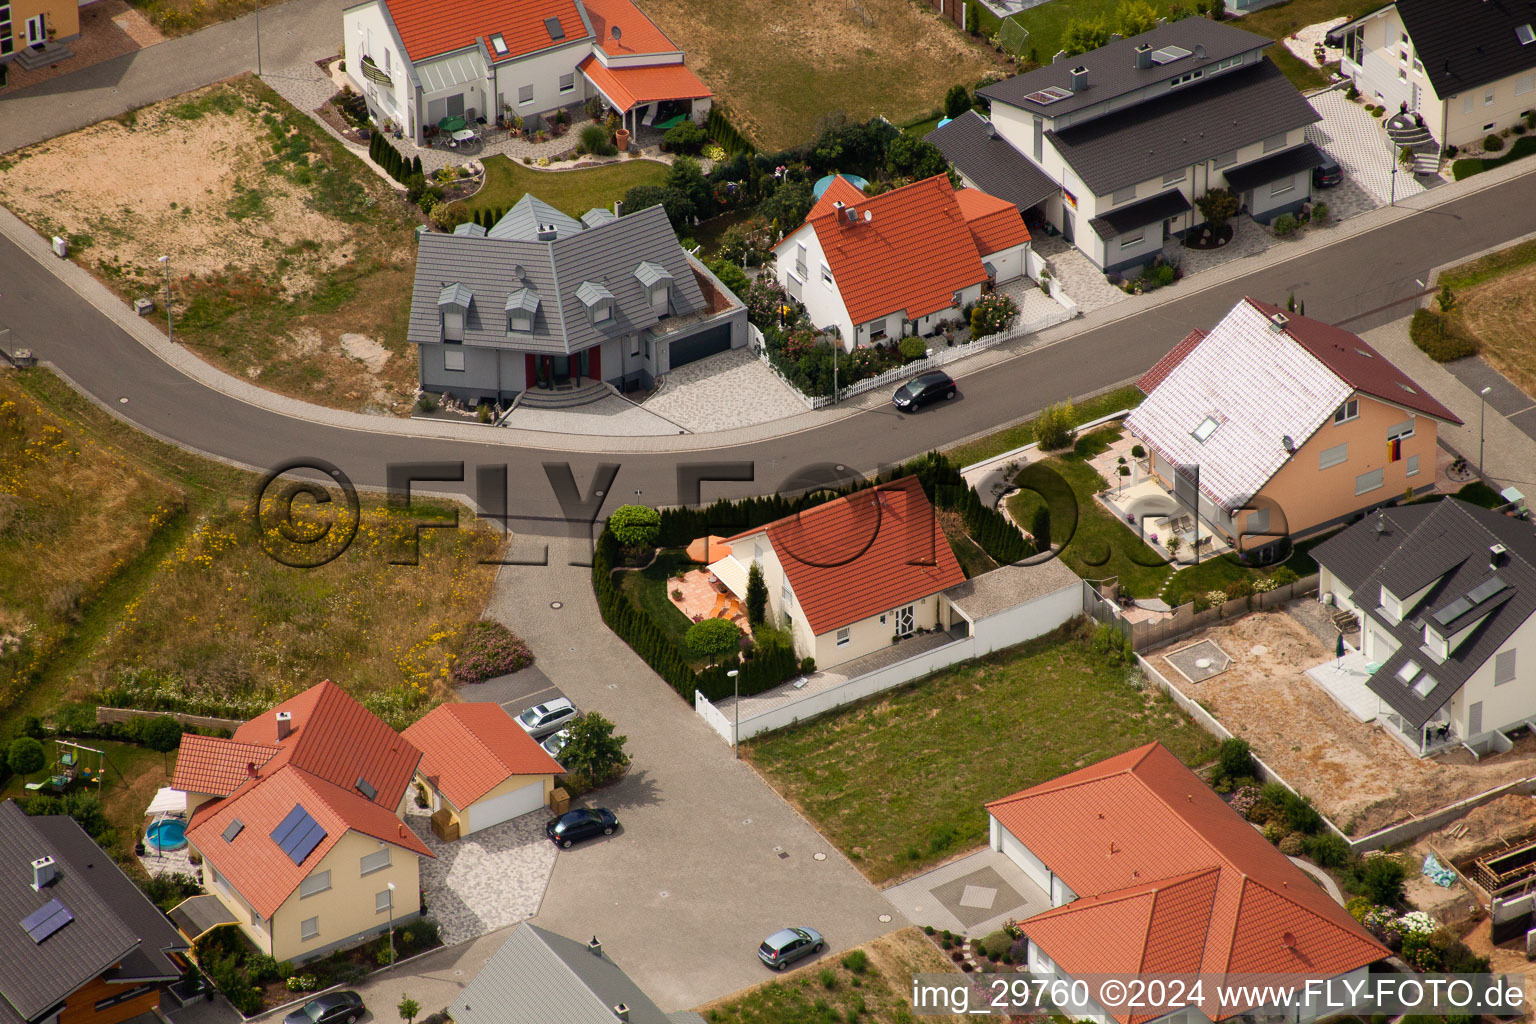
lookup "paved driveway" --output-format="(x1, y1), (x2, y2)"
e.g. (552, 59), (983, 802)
(483, 543), (896, 1012)
(407, 808), (557, 947)
(1306, 87), (1427, 208)
(640, 347), (809, 432)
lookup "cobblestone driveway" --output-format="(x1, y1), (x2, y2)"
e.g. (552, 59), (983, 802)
(408, 807), (556, 946)
(1306, 87), (1427, 208)
(640, 347), (809, 431)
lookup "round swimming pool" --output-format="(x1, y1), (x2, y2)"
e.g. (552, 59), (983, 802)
(145, 818), (187, 852)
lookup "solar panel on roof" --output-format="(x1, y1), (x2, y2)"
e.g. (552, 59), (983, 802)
(21, 898), (73, 944)
(1151, 45), (1193, 64)
(270, 804), (328, 866)
(1024, 85), (1073, 105)
(222, 818), (245, 843)
(1432, 596), (1474, 627)
(544, 16), (565, 40)
(1466, 576), (1507, 605)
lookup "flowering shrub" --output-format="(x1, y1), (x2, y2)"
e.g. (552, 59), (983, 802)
(1396, 911), (1437, 936)
(286, 975), (319, 992)
(969, 291), (1019, 338)
(451, 620), (533, 685)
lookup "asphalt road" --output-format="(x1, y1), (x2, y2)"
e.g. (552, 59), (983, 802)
(5, 173), (1536, 517)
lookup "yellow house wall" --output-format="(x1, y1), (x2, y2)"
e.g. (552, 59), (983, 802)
(810, 593), (944, 670)
(7, 0), (78, 43)
(1238, 394), (1438, 541)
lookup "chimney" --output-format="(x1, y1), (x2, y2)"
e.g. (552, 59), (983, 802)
(31, 856), (57, 891)
(275, 710), (293, 740)
(246, 761), (258, 779)
(613, 199), (623, 217)
(537, 224), (558, 241)
(1070, 65), (1089, 92)
(1491, 543), (1509, 565)
(588, 936), (603, 957)
(612, 1005), (630, 1022)
(833, 200), (845, 214)
(1268, 312), (1289, 332)
(1109, 32), (1123, 42)
(1135, 43), (1153, 69)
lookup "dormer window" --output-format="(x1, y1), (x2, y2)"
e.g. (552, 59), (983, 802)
(505, 287), (540, 336)
(634, 261), (673, 317)
(437, 283), (473, 342)
(577, 280), (615, 325)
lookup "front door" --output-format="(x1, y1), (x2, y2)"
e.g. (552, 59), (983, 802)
(25, 13), (44, 46)
(894, 604), (915, 638)
(551, 355), (571, 385)
(1410, 81), (1421, 113)
(1061, 210), (1074, 244)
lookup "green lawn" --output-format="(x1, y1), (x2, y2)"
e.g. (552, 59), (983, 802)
(1451, 136), (1536, 181)
(945, 385), (1144, 468)
(617, 549), (708, 667)
(1235, 0), (1384, 91)
(1, 739), (170, 866)
(1005, 0), (1182, 66)
(904, 114), (944, 140)
(1160, 530), (1332, 607)
(1006, 428), (1172, 598)
(945, 528), (998, 579)
(1440, 235), (1536, 291)
(744, 621), (1217, 883)
(455, 155), (671, 220)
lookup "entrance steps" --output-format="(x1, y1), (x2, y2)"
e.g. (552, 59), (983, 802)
(511, 377), (614, 410)
(14, 40), (74, 70)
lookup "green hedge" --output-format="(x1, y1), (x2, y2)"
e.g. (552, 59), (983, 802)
(1450, 135), (1536, 180)
(705, 104), (754, 156)
(1409, 308), (1479, 362)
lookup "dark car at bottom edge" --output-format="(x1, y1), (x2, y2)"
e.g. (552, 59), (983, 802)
(284, 991), (364, 1024)
(545, 807), (619, 848)
(892, 371), (957, 411)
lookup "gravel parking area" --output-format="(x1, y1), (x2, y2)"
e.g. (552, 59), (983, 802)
(408, 808), (557, 946)
(640, 347), (810, 431)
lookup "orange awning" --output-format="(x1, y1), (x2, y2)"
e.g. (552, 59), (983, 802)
(578, 55), (711, 113)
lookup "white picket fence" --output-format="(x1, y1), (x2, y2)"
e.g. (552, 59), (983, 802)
(754, 298), (1077, 410)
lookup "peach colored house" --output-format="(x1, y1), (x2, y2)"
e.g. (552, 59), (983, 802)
(1126, 298), (1461, 557)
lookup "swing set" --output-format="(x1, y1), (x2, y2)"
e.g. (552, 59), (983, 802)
(23, 739), (106, 795)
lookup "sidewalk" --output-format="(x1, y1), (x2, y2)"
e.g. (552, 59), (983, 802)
(3, 146), (1536, 454)
(0, 0), (347, 156)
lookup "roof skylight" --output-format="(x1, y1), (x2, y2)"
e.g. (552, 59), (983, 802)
(1151, 45), (1193, 64)
(544, 17), (565, 41)
(1192, 416), (1219, 442)
(1396, 660), (1422, 684)
(1517, 23), (1534, 45)
(1024, 85), (1074, 106)
(1412, 674), (1436, 698)
(490, 34), (508, 55)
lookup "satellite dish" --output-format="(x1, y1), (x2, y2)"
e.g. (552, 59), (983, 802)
(611, 25), (622, 41)
(512, 264), (525, 280)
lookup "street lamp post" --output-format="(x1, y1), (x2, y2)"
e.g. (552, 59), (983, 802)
(386, 881), (396, 962)
(1480, 386), (1492, 476)
(728, 668), (740, 758)
(156, 255), (174, 343)
(254, 0), (262, 76)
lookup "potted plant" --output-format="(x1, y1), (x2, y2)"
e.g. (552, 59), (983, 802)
(616, 127), (631, 152)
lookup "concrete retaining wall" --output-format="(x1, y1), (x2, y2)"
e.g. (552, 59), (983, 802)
(97, 707), (245, 733)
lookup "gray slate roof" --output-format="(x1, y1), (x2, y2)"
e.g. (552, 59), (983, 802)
(945, 559), (1081, 620)
(449, 923), (702, 1024)
(1045, 60), (1321, 196)
(1088, 188), (1191, 240)
(1221, 141), (1326, 194)
(1313, 499), (1536, 731)
(1332, 0), (1536, 98)
(409, 202), (706, 356)
(0, 801), (187, 1024)
(488, 194), (584, 241)
(926, 111), (1059, 212)
(980, 19), (1271, 117)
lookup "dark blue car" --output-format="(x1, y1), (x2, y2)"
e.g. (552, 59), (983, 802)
(546, 807), (619, 848)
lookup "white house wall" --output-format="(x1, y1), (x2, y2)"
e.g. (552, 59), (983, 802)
(1447, 610), (1536, 742)
(344, 2), (413, 133)
(969, 583), (1081, 656)
(491, 38), (592, 122)
(775, 223), (856, 347)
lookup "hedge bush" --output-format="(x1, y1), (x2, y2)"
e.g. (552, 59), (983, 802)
(1409, 308), (1479, 362)
(1484, 133), (1505, 152)
(451, 620), (533, 684)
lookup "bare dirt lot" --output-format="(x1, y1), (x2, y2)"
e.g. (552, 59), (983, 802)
(1153, 610), (1536, 836)
(0, 77), (420, 414)
(640, 0), (1002, 148)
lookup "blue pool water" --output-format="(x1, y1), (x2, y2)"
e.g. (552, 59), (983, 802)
(146, 818), (187, 852)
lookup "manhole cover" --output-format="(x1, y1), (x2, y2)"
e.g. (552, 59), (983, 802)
(778, 851), (790, 859)
(550, 601), (563, 609)
(659, 891), (669, 898)
(879, 914), (892, 923)
(813, 852), (827, 861)
(742, 819), (752, 825)
(608, 683), (618, 689)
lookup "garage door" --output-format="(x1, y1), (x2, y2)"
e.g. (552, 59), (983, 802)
(667, 322), (732, 369)
(997, 825), (1051, 893)
(465, 780), (545, 834)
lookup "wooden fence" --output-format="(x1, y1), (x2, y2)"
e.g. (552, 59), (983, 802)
(1083, 575), (1320, 653)
(97, 707), (245, 733)
(920, 0), (966, 28)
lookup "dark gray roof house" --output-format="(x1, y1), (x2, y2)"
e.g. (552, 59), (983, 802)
(1314, 498), (1536, 749)
(926, 111), (1057, 213)
(0, 799), (188, 1024)
(1331, 0), (1536, 98)
(408, 194), (747, 404)
(449, 923), (705, 1024)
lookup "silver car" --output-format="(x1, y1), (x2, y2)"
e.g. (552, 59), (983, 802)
(541, 728), (572, 760)
(517, 697), (578, 739)
(758, 926), (823, 970)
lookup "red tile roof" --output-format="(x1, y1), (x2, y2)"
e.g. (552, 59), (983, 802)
(231, 679), (421, 810)
(988, 743), (1385, 1023)
(806, 174), (867, 221)
(384, 0), (587, 63)
(776, 174), (991, 325)
(733, 476), (966, 636)
(584, 0), (677, 56)
(578, 56), (711, 113)
(952, 187), (1030, 257)
(171, 735), (281, 798)
(1244, 298), (1462, 424)
(1134, 329), (1204, 394)
(403, 702), (564, 809)
(186, 765), (433, 920)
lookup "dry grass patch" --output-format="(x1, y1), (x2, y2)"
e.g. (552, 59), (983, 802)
(695, 927), (966, 1024)
(0, 377), (184, 715)
(639, 0), (1000, 149)
(0, 78), (421, 415)
(1452, 263), (1536, 398)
